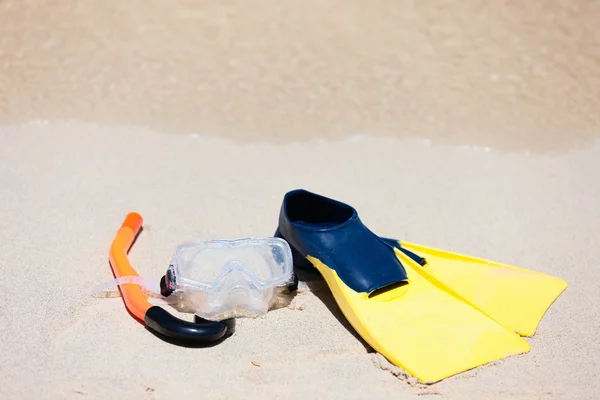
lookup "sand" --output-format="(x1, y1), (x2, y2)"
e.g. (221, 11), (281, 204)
(1, 1), (600, 399)
(0, 123), (598, 399)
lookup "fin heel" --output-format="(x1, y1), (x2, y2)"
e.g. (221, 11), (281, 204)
(274, 228), (313, 269)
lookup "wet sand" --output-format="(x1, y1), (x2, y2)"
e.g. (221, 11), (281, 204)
(1, 1), (599, 152)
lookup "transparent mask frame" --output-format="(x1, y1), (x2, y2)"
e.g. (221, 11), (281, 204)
(163, 237), (296, 320)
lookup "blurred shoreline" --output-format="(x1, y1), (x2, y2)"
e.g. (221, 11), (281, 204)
(1, 1), (599, 153)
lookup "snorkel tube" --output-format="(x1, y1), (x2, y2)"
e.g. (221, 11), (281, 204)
(108, 212), (235, 343)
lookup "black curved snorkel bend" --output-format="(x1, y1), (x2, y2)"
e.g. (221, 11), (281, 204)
(108, 212), (235, 344)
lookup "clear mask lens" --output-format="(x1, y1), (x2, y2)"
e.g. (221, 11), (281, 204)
(167, 237), (294, 320)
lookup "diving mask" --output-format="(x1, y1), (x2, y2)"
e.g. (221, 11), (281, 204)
(160, 237), (295, 320)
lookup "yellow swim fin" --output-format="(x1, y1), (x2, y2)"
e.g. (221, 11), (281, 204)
(309, 250), (530, 383)
(276, 190), (531, 383)
(386, 239), (568, 337)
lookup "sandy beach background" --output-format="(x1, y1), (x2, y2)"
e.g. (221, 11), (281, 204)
(1, 1), (599, 399)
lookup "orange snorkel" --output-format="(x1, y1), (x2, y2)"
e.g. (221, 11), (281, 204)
(108, 212), (235, 343)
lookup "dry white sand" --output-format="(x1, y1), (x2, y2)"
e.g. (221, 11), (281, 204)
(0, 122), (598, 399)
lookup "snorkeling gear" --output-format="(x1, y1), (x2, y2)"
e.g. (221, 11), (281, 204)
(101, 190), (565, 383)
(275, 189), (532, 383)
(104, 212), (294, 344)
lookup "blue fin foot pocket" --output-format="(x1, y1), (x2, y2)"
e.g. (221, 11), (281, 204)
(274, 227), (313, 269)
(274, 189), (408, 294)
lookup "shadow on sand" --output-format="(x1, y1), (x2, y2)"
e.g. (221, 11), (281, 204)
(293, 268), (374, 353)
